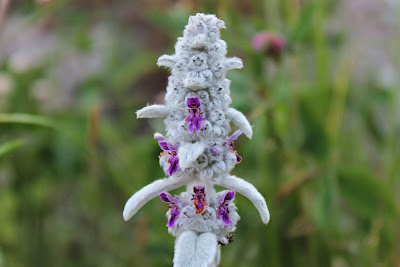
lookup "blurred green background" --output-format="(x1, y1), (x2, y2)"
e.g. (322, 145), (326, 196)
(0, 0), (399, 266)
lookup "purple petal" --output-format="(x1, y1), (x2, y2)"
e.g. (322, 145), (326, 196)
(166, 155), (179, 176)
(218, 204), (232, 226)
(195, 200), (205, 211)
(197, 115), (205, 123)
(193, 186), (208, 214)
(223, 191), (235, 202)
(217, 205), (228, 217)
(221, 214), (232, 225)
(193, 186), (205, 194)
(167, 143), (178, 152)
(211, 146), (221, 156)
(158, 141), (178, 152)
(158, 141), (170, 151)
(194, 120), (203, 132)
(166, 205), (180, 227)
(193, 97), (201, 107)
(187, 122), (194, 133)
(186, 114), (194, 124)
(155, 134), (178, 151)
(154, 133), (166, 142)
(187, 97), (201, 108)
(159, 192), (176, 204)
(227, 130), (243, 143)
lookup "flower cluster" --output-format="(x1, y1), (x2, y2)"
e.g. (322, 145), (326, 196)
(123, 13), (270, 267)
(158, 186), (239, 245)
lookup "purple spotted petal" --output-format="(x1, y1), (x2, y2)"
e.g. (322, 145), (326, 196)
(185, 97), (204, 133)
(223, 191), (235, 202)
(186, 114), (204, 133)
(217, 205), (232, 225)
(187, 97), (201, 109)
(162, 142), (178, 152)
(187, 121), (195, 134)
(194, 116), (204, 132)
(155, 133), (178, 151)
(218, 191), (235, 226)
(221, 214), (232, 225)
(159, 192), (177, 204)
(217, 204), (228, 217)
(195, 199), (206, 211)
(158, 141), (170, 151)
(167, 205), (180, 227)
(166, 154), (179, 176)
(193, 185), (205, 194)
(227, 130), (243, 143)
(192, 186), (208, 214)
(159, 192), (180, 228)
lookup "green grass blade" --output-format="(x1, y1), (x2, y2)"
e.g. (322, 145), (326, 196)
(0, 140), (24, 158)
(0, 113), (59, 129)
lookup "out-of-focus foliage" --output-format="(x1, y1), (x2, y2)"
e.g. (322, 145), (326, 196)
(0, 0), (399, 266)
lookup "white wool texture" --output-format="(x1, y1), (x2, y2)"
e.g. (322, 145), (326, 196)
(173, 231), (219, 267)
(123, 13), (270, 267)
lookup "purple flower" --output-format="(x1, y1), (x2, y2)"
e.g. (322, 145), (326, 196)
(159, 192), (180, 228)
(192, 185), (208, 215)
(227, 130), (243, 163)
(185, 97), (205, 133)
(155, 133), (180, 176)
(217, 191), (235, 225)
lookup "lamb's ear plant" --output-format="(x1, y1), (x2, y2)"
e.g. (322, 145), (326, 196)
(123, 13), (270, 267)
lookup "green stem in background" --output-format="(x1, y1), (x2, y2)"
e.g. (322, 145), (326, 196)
(312, 0), (329, 102)
(326, 54), (352, 154)
(385, 33), (400, 266)
(263, 0), (281, 29)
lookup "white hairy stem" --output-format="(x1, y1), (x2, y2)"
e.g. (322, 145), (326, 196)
(225, 108), (253, 139)
(177, 142), (207, 170)
(216, 175), (270, 224)
(123, 177), (187, 221)
(174, 231), (198, 267)
(195, 232), (218, 267)
(136, 105), (170, 119)
(174, 231), (218, 267)
(215, 245), (221, 266)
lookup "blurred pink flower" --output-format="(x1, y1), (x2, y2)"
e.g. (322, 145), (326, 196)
(252, 31), (286, 59)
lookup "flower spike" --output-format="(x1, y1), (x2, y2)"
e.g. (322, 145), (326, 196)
(123, 13), (270, 266)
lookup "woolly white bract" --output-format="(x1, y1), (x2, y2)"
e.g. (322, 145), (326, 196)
(123, 13), (270, 267)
